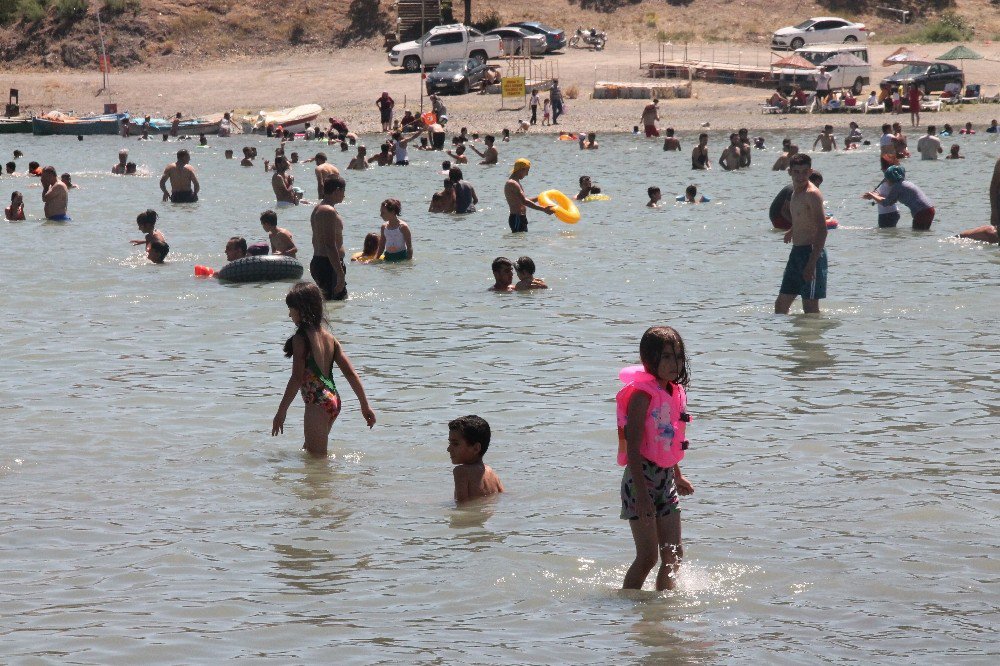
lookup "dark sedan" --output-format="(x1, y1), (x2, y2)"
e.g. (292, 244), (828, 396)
(882, 62), (964, 94)
(507, 21), (567, 52)
(425, 58), (488, 95)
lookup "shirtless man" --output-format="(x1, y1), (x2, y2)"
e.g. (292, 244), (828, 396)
(773, 142), (797, 171)
(575, 175), (596, 201)
(583, 132), (599, 149)
(112, 149), (129, 174)
(240, 147), (254, 167)
(170, 112), (181, 138)
(159, 149), (200, 203)
(429, 179), (455, 213)
(260, 210), (297, 257)
(692, 133), (711, 170)
(40, 166), (69, 220)
(469, 135), (498, 165)
(271, 156), (299, 206)
(641, 99), (660, 137)
(347, 146), (368, 170)
(775, 153), (828, 315)
(719, 133), (742, 171)
(812, 125), (838, 152)
(662, 127), (681, 151)
(313, 152), (340, 199)
(503, 158), (554, 233)
(738, 128), (752, 167)
(310, 176), (348, 301)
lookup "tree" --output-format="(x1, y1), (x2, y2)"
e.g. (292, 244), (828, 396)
(464, 0), (471, 24)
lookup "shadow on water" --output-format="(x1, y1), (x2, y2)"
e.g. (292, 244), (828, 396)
(626, 597), (718, 665)
(776, 315), (841, 377)
(447, 495), (506, 551)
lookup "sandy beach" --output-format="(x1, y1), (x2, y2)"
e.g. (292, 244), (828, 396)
(6, 41), (1000, 135)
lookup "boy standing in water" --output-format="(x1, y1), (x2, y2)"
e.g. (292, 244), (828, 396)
(775, 153), (827, 314)
(260, 210), (297, 257)
(448, 415), (504, 503)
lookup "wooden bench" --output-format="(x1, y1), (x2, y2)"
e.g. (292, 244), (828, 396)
(876, 5), (912, 24)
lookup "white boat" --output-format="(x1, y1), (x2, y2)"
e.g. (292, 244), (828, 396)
(243, 104), (323, 133)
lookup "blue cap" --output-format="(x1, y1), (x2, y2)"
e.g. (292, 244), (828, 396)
(885, 165), (905, 183)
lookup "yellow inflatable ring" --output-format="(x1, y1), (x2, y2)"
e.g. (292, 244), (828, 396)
(583, 194), (610, 202)
(537, 189), (581, 224)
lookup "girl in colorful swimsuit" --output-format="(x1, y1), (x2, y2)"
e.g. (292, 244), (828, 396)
(272, 282), (376, 456)
(374, 198), (413, 262)
(617, 326), (695, 591)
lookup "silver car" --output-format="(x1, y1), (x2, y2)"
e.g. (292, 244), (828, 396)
(772, 17), (869, 51)
(486, 27), (547, 56)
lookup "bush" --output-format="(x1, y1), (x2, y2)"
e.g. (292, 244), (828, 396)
(55, 0), (87, 21)
(1, 0), (49, 24)
(103, 0), (139, 16)
(471, 9), (501, 33)
(914, 11), (974, 42)
(289, 21), (306, 45)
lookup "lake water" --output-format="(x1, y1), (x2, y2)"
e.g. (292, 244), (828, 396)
(1, 129), (997, 663)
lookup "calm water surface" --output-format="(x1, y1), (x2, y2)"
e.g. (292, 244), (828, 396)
(1, 129), (998, 663)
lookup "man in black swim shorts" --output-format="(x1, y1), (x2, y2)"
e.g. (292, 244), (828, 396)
(159, 149), (200, 204)
(310, 176), (348, 301)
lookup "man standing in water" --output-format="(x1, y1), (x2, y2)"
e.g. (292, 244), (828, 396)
(313, 152), (339, 199)
(691, 133), (710, 170)
(271, 156), (299, 206)
(503, 158), (553, 233)
(640, 98), (660, 137)
(775, 153), (827, 315)
(159, 149), (200, 203)
(40, 166), (69, 220)
(310, 176), (347, 301)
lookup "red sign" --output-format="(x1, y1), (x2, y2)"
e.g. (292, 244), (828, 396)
(98, 55), (110, 73)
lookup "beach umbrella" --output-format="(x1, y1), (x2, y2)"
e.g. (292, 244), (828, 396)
(820, 52), (869, 68)
(882, 47), (933, 66)
(772, 54), (815, 69)
(936, 44), (983, 70)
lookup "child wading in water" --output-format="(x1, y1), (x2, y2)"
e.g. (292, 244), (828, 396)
(618, 326), (695, 591)
(272, 282), (376, 456)
(374, 198), (413, 261)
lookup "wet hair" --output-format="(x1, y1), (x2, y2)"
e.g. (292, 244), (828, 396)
(12, 150), (22, 158)
(381, 198), (402, 215)
(665, 127), (675, 136)
(323, 175), (346, 195)
(882, 123), (892, 133)
(125, 162), (137, 173)
(698, 133), (708, 141)
(176, 149), (190, 160)
(315, 152), (327, 162)
(788, 153), (811, 169)
(484, 135), (495, 145)
(448, 167), (463, 182)
(448, 414), (491, 456)
(5, 162), (15, 171)
(647, 186), (660, 197)
(442, 160), (451, 170)
(514, 256), (535, 276)
(148, 240), (169, 263)
(28, 161), (39, 170)
(362, 232), (379, 256)
(61, 173), (72, 181)
(491, 256), (513, 272)
(685, 184), (697, 199)
(455, 145), (465, 155)
(808, 171), (823, 186)
(227, 236), (247, 254)
(260, 209), (278, 227)
(42, 165), (56, 176)
(579, 175), (591, 186)
(639, 326), (690, 387)
(137, 209), (158, 227)
(927, 125), (936, 133)
(419, 137), (428, 146)
(283, 282), (328, 358)
(443, 179), (453, 189)
(10, 190), (22, 201)
(502, 128), (510, 137)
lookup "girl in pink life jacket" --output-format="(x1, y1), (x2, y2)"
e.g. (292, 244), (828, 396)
(617, 326), (695, 591)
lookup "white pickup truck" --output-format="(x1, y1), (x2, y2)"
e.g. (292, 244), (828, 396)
(388, 24), (503, 72)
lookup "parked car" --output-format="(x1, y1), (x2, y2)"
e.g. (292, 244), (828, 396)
(507, 21), (567, 52)
(486, 26), (547, 56)
(425, 59), (489, 95)
(772, 17), (869, 50)
(388, 24), (503, 72)
(776, 45), (871, 95)
(882, 62), (964, 94)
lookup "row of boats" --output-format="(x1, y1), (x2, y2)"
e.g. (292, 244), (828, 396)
(0, 104), (322, 136)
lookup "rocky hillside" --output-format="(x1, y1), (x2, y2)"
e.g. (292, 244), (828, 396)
(1, 0), (995, 70)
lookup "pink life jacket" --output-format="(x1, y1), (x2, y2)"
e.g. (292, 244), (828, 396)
(616, 365), (690, 468)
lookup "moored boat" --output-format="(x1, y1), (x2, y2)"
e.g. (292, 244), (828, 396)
(128, 112), (233, 136)
(32, 111), (130, 136)
(243, 104), (322, 133)
(0, 117), (33, 134)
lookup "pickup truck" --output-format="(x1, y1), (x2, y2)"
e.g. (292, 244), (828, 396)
(388, 24), (503, 72)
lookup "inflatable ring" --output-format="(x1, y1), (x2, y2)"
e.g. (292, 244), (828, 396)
(826, 218), (838, 230)
(537, 189), (581, 224)
(216, 255), (304, 283)
(583, 194), (610, 202)
(558, 133), (577, 141)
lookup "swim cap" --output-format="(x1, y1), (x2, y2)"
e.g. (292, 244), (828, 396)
(511, 158), (530, 174)
(885, 165), (905, 183)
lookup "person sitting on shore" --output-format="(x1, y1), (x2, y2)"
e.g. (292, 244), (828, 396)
(767, 87), (789, 112)
(791, 86), (809, 108)
(946, 144), (964, 159)
(662, 127), (681, 151)
(5, 191), (25, 221)
(112, 149), (129, 175)
(514, 256), (547, 291)
(347, 146), (368, 170)
(646, 186), (662, 208)
(400, 109), (417, 131)
(260, 209), (297, 257)
(865, 90), (878, 110)
(351, 233), (381, 263)
(429, 179), (456, 214)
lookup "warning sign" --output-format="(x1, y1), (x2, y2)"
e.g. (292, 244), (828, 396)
(501, 76), (525, 99)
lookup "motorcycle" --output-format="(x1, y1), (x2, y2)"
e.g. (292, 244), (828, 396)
(569, 27), (607, 51)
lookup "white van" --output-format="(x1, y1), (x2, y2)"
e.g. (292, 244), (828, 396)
(776, 44), (871, 95)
